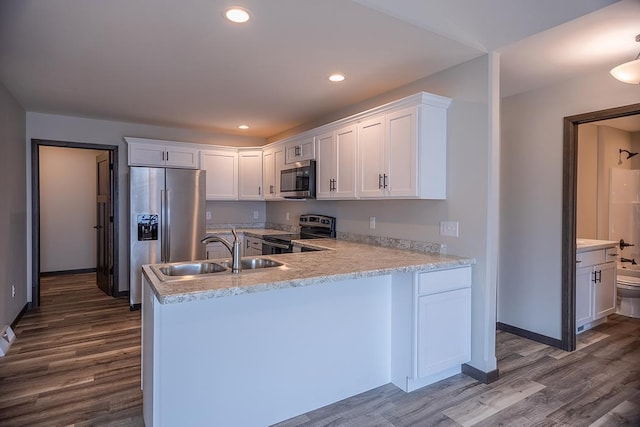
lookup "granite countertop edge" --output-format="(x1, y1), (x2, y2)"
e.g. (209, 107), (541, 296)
(142, 239), (475, 305)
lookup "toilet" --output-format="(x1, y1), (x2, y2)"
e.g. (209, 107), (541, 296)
(617, 274), (640, 318)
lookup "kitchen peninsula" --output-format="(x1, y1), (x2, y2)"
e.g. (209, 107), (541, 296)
(141, 239), (474, 426)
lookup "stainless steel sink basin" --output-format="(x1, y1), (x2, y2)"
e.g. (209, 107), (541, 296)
(152, 261), (228, 280)
(219, 257), (285, 270)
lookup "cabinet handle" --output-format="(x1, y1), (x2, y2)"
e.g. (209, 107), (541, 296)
(576, 260), (582, 263)
(162, 152), (165, 161)
(597, 270), (602, 283)
(608, 253), (618, 257)
(166, 152), (169, 162)
(383, 174), (388, 189)
(258, 186), (261, 196)
(295, 145), (301, 156)
(270, 185), (274, 194)
(378, 174), (383, 189)
(333, 179), (337, 191)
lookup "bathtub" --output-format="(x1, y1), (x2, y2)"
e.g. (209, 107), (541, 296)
(618, 262), (640, 279)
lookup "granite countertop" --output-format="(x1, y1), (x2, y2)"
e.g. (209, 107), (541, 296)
(142, 238), (475, 305)
(576, 238), (618, 253)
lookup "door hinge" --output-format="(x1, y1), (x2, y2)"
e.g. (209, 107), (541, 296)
(109, 162), (114, 171)
(110, 216), (114, 223)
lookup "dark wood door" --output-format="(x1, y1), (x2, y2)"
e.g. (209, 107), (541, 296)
(95, 152), (113, 295)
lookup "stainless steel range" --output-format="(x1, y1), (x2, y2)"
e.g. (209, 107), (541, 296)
(261, 214), (336, 254)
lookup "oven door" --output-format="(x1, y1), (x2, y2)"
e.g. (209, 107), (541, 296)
(262, 240), (292, 255)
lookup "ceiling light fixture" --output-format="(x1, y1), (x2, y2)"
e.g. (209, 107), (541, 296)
(238, 124), (249, 130)
(610, 34), (640, 84)
(225, 7), (250, 24)
(328, 74), (345, 82)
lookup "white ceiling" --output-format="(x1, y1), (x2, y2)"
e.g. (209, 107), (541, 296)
(0, 0), (637, 139)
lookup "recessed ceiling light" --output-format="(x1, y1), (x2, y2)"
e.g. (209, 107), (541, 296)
(328, 74), (345, 82)
(225, 7), (250, 23)
(238, 124), (249, 130)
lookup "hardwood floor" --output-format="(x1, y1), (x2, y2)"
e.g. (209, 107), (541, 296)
(0, 273), (143, 426)
(275, 315), (640, 427)
(1, 274), (639, 426)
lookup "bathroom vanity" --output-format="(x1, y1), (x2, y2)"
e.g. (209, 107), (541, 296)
(576, 239), (618, 333)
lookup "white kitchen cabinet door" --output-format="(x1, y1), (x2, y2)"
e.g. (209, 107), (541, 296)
(357, 117), (386, 198)
(334, 125), (357, 199)
(239, 150), (263, 200)
(593, 261), (616, 319)
(285, 136), (315, 164)
(206, 242), (231, 260)
(244, 236), (263, 256)
(316, 131), (334, 199)
(576, 265), (593, 330)
(416, 288), (471, 378)
(200, 149), (238, 200)
(386, 107), (417, 198)
(164, 145), (199, 168)
(127, 139), (198, 168)
(262, 145), (285, 199)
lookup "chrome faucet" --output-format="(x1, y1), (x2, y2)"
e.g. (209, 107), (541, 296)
(201, 229), (242, 273)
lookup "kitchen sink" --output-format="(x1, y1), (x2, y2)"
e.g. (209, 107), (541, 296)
(152, 261), (228, 280)
(151, 257), (287, 281)
(219, 257), (285, 270)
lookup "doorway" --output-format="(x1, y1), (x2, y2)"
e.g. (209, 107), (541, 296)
(562, 103), (640, 350)
(31, 139), (119, 308)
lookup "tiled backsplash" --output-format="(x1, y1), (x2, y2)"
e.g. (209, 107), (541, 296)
(205, 223), (444, 254)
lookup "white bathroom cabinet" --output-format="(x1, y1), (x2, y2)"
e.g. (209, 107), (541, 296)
(575, 245), (617, 333)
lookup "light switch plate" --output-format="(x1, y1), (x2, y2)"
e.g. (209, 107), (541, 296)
(440, 221), (459, 237)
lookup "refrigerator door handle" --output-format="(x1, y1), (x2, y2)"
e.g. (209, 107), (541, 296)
(165, 189), (171, 262)
(160, 189), (167, 262)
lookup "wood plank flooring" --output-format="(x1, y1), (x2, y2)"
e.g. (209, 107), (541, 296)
(0, 274), (143, 426)
(275, 315), (640, 427)
(1, 273), (639, 426)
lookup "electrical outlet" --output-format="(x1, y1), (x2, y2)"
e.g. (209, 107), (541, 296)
(286, 212), (290, 221)
(369, 216), (376, 229)
(206, 211), (212, 220)
(11, 284), (15, 298)
(440, 221), (459, 237)
(253, 211), (259, 220)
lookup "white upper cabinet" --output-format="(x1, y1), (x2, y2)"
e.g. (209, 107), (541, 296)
(238, 149), (263, 200)
(284, 136), (315, 164)
(200, 148), (238, 200)
(126, 137), (199, 169)
(263, 144), (285, 200)
(357, 102), (447, 199)
(317, 125), (357, 199)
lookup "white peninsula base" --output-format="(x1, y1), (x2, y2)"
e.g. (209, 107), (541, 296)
(143, 266), (471, 426)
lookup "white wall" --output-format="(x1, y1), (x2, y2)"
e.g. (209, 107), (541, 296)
(26, 113), (265, 295)
(0, 81), (27, 327)
(39, 146), (103, 272)
(267, 55), (498, 373)
(205, 201), (267, 227)
(500, 69), (640, 340)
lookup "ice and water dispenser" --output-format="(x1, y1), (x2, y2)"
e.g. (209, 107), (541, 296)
(137, 214), (158, 241)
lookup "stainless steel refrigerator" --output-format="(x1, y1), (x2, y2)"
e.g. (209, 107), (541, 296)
(129, 167), (206, 308)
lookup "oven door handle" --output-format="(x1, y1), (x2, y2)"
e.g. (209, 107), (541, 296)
(262, 240), (291, 249)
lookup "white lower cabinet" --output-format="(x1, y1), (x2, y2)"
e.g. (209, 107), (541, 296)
(392, 266), (472, 392)
(417, 287), (471, 378)
(205, 233), (236, 259)
(575, 247), (617, 333)
(244, 236), (263, 256)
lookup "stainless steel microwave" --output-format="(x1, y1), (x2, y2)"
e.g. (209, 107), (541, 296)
(280, 160), (316, 199)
